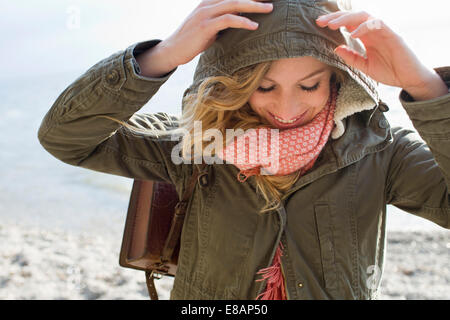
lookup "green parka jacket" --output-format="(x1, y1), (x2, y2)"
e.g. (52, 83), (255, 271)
(38, 0), (450, 299)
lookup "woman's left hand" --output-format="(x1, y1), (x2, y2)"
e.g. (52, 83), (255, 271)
(316, 10), (448, 101)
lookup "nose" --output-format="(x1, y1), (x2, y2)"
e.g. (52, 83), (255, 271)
(273, 93), (305, 120)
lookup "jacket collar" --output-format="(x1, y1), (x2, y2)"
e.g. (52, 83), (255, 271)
(284, 104), (393, 200)
(241, 104), (393, 200)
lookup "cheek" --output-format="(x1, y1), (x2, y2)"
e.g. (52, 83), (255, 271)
(248, 94), (265, 114)
(314, 82), (331, 103)
(308, 83), (332, 114)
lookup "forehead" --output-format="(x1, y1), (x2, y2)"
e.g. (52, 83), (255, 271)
(267, 56), (330, 74)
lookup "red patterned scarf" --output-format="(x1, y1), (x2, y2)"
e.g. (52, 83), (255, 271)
(218, 84), (337, 183)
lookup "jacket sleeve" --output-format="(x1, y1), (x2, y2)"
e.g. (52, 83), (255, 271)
(385, 66), (450, 229)
(37, 39), (186, 185)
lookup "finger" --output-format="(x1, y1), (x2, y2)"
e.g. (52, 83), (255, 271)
(327, 12), (372, 33)
(207, 0), (274, 19)
(334, 45), (369, 75)
(315, 11), (349, 27)
(350, 19), (387, 38)
(210, 13), (260, 31)
(318, 11), (372, 33)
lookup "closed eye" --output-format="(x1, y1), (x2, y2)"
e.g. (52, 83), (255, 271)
(302, 82), (320, 92)
(257, 82), (320, 93)
(257, 86), (275, 93)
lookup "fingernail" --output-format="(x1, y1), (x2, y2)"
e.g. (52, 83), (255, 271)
(316, 15), (326, 21)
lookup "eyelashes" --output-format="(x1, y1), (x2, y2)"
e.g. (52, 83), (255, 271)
(257, 82), (321, 93)
(256, 86), (275, 93)
(302, 82), (321, 92)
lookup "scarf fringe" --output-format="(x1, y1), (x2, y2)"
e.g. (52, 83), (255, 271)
(237, 167), (260, 182)
(255, 241), (287, 300)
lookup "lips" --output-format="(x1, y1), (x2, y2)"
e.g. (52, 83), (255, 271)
(269, 110), (308, 129)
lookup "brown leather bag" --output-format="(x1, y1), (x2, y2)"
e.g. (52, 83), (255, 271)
(119, 163), (208, 299)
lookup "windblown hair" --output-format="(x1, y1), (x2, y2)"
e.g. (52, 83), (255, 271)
(95, 60), (347, 215)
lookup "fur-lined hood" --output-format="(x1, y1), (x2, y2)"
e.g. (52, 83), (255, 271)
(183, 0), (387, 140)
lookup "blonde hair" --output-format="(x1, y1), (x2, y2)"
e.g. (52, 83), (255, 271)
(95, 60), (347, 215)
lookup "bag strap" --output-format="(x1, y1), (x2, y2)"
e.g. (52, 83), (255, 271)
(145, 270), (160, 300)
(161, 162), (208, 262)
(146, 162), (208, 300)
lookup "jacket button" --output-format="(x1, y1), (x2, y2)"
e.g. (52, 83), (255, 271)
(298, 283), (303, 288)
(378, 119), (389, 129)
(198, 172), (209, 187)
(106, 70), (120, 85)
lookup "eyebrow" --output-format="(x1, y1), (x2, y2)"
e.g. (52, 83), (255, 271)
(263, 68), (327, 83)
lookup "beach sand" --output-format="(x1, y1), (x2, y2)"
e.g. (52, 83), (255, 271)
(1, 221), (448, 300)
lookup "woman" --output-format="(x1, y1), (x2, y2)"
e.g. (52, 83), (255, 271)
(38, 0), (449, 299)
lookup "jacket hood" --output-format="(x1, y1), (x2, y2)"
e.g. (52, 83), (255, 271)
(183, 0), (381, 139)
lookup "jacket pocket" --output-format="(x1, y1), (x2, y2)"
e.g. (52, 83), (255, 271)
(314, 203), (338, 291)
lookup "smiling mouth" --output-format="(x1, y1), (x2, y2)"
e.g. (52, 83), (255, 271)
(269, 110), (308, 126)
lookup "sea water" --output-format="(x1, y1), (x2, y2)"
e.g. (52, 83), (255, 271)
(0, 66), (445, 236)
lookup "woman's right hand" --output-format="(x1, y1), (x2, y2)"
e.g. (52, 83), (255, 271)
(141, 0), (273, 76)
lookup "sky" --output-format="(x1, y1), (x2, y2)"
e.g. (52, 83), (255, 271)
(1, 0), (449, 81)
